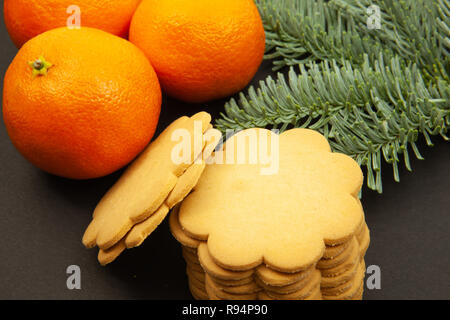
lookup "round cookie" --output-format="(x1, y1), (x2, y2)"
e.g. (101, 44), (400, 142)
(205, 281), (221, 300)
(322, 261), (365, 300)
(186, 260), (204, 273)
(178, 128), (365, 273)
(189, 280), (208, 300)
(183, 246), (197, 255)
(323, 240), (352, 259)
(197, 243), (254, 281)
(210, 278), (261, 295)
(320, 255), (360, 288)
(205, 274), (259, 300)
(255, 272), (314, 294)
(255, 264), (314, 287)
(355, 218), (366, 241)
(317, 237), (358, 269)
(185, 259), (203, 272)
(187, 266), (205, 283)
(305, 287), (322, 300)
(217, 283), (261, 295)
(169, 205), (202, 249)
(258, 291), (274, 300)
(320, 240), (360, 277)
(358, 225), (370, 260)
(352, 283), (365, 300)
(182, 247), (201, 265)
(321, 274), (356, 296)
(211, 275), (255, 287)
(266, 269), (322, 300)
(187, 269), (206, 290)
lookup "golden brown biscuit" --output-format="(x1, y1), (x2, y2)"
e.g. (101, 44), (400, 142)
(265, 269), (322, 300)
(93, 120), (221, 264)
(255, 264), (315, 287)
(352, 283), (365, 300)
(358, 225), (370, 260)
(187, 270), (205, 289)
(189, 280), (208, 300)
(124, 159), (214, 249)
(205, 274), (259, 300)
(83, 112), (213, 250)
(97, 204), (169, 265)
(205, 281), (221, 300)
(321, 275), (356, 296)
(169, 205), (202, 248)
(182, 246), (197, 254)
(97, 239), (126, 266)
(186, 260), (205, 273)
(322, 261), (365, 300)
(259, 287), (322, 301)
(323, 241), (352, 260)
(258, 291), (273, 300)
(182, 247), (201, 265)
(210, 275), (254, 287)
(320, 239), (360, 277)
(317, 237), (358, 269)
(179, 128), (364, 272)
(304, 287), (323, 300)
(255, 272), (314, 295)
(187, 267), (205, 282)
(209, 278), (261, 295)
(124, 204), (170, 248)
(197, 242), (254, 280)
(320, 255), (360, 288)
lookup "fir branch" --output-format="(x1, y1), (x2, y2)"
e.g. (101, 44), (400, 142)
(258, 0), (387, 69)
(257, 0), (449, 82)
(436, 0), (450, 59)
(330, 0), (449, 82)
(216, 55), (450, 193)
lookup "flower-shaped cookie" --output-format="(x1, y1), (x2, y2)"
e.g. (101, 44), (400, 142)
(178, 128), (364, 273)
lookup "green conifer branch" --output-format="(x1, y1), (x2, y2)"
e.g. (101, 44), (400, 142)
(330, 0), (449, 82)
(257, 0), (449, 82)
(216, 55), (449, 193)
(216, 0), (449, 193)
(259, 0), (383, 69)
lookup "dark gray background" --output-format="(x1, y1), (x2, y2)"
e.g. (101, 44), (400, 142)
(0, 2), (448, 300)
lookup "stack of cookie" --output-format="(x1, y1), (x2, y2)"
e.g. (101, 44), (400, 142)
(170, 128), (371, 300)
(82, 112), (221, 265)
(168, 210), (207, 299)
(318, 220), (370, 300)
(170, 205), (370, 300)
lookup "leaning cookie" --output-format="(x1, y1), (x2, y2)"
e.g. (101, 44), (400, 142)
(94, 126), (221, 265)
(96, 206), (168, 266)
(125, 130), (220, 249)
(83, 112), (215, 251)
(97, 158), (208, 264)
